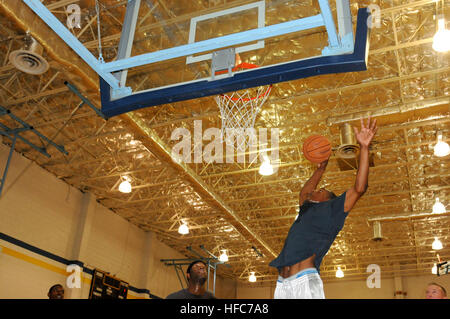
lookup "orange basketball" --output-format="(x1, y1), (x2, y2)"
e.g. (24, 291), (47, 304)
(302, 135), (332, 163)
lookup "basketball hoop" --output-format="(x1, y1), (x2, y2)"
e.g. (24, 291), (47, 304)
(215, 63), (272, 151)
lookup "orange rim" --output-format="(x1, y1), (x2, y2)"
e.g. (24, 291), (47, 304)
(215, 62), (272, 102)
(214, 62), (259, 75)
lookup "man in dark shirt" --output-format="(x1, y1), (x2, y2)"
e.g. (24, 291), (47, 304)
(166, 260), (216, 299)
(269, 117), (378, 299)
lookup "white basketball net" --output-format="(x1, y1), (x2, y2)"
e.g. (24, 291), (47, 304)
(215, 85), (271, 151)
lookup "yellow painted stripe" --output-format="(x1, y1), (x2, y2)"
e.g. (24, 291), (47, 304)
(0, 245), (91, 285)
(126, 294), (147, 299)
(1, 245), (145, 298)
(1, 245), (69, 276)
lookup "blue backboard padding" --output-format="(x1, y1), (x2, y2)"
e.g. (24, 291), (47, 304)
(101, 8), (370, 118)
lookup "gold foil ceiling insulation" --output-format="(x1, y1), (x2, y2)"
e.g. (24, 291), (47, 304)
(0, 0), (449, 285)
(0, 0), (98, 93)
(0, 0), (276, 261)
(125, 112), (278, 258)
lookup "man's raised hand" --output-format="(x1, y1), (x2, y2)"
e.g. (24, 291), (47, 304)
(354, 117), (378, 148)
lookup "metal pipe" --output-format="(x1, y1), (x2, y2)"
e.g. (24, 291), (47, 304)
(0, 106), (67, 155)
(327, 96), (449, 126)
(0, 134), (17, 197)
(186, 246), (205, 260)
(368, 210), (449, 222)
(200, 245), (231, 268)
(0, 124), (50, 157)
(207, 261), (211, 293)
(160, 257), (208, 263)
(200, 245), (219, 261)
(65, 81), (107, 120)
(212, 264), (216, 295)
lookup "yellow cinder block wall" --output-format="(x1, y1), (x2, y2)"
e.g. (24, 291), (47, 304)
(0, 143), (236, 299)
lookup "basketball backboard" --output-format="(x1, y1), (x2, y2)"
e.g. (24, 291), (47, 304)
(23, 0), (370, 118)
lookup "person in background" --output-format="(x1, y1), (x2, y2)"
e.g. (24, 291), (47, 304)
(425, 282), (447, 299)
(166, 260), (216, 299)
(48, 284), (65, 299)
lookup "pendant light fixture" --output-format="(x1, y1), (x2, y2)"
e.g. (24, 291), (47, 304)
(433, 132), (450, 157)
(432, 198), (446, 214)
(249, 271), (257, 282)
(432, 263), (438, 274)
(219, 249), (229, 262)
(432, 15), (450, 52)
(336, 266), (344, 278)
(259, 154), (274, 176)
(432, 237), (443, 250)
(178, 222), (189, 235)
(118, 176), (132, 193)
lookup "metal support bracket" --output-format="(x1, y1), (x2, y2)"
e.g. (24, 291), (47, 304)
(0, 105), (68, 196)
(0, 134), (17, 197)
(211, 48), (236, 80)
(437, 261), (449, 276)
(64, 81), (107, 120)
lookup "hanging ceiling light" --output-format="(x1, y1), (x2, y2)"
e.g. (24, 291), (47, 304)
(336, 266), (344, 278)
(432, 263), (438, 275)
(432, 16), (450, 52)
(249, 271), (257, 282)
(434, 132), (450, 157)
(432, 198), (446, 214)
(219, 249), (229, 262)
(178, 222), (189, 235)
(259, 155), (274, 176)
(118, 177), (132, 193)
(432, 237), (443, 250)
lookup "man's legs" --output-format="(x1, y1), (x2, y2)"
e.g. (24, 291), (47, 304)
(274, 268), (325, 299)
(307, 272), (325, 299)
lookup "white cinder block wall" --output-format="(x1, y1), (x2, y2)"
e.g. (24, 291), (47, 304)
(0, 143), (235, 299)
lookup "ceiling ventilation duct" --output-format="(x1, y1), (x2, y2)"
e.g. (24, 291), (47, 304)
(9, 35), (49, 75)
(336, 122), (361, 171)
(372, 221), (384, 242)
(336, 123), (360, 159)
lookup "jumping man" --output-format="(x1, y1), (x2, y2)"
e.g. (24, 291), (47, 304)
(269, 117), (378, 299)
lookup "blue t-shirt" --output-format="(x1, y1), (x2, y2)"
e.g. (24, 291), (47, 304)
(269, 192), (348, 273)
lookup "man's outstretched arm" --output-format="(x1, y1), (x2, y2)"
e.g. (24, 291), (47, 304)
(344, 117), (378, 212)
(299, 159), (329, 206)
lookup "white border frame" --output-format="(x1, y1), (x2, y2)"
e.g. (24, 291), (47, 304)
(186, 1), (265, 64)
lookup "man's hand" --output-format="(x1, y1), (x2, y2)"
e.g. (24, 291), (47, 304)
(353, 117), (378, 148)
(317, 157), (330, 170)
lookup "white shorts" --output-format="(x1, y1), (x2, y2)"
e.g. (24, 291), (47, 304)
(274, 268), (325, 299)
